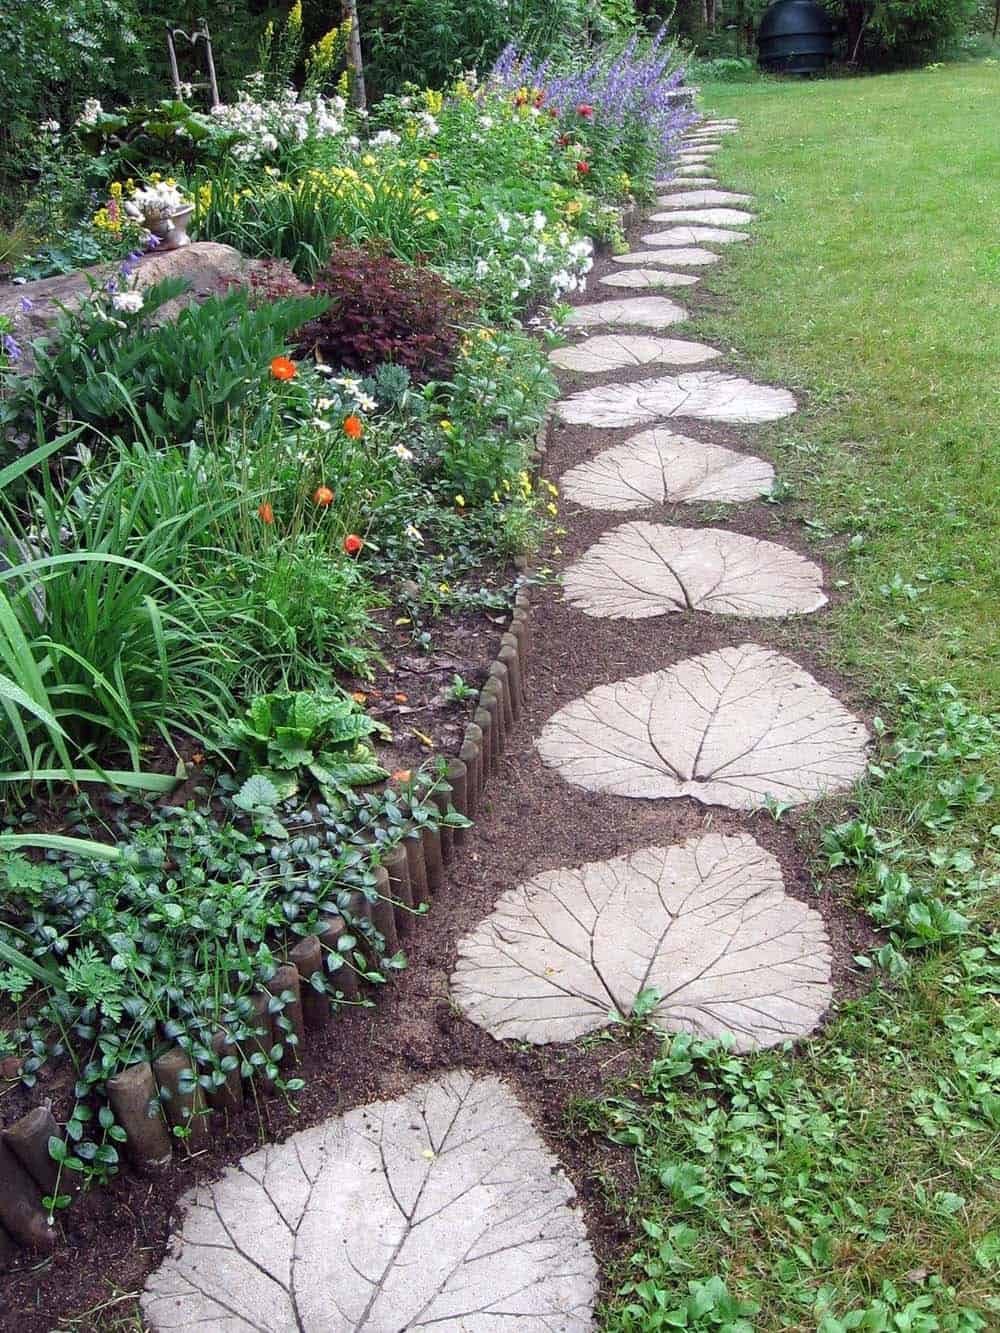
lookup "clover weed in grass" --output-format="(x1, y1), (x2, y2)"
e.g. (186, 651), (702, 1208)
(592, 64), (1000, 1331)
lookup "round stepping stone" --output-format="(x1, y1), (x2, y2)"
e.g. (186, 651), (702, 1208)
(642, 226), (750, 247)
(555, 371), (796, 428)
(549, 335), (721, 374)
(613, 247), (721, 268)
(559, 429), (775, 510)
(599, 268), (699, 290)
(451, 833), (832, 1050)
(141, 1071), (598, 1332)
(565, 295), (687, 330)
(562, 523), (826, 620)
(536, 643), (870, 810)
(658, 189), (753, 208)
(649, 208), (756, 226)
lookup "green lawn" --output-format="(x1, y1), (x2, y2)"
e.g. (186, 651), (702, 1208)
(588, 64), (1000, 1333)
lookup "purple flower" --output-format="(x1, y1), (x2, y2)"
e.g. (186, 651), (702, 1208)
(2, 333), (22, 364)
(145, 233), (161, 251)
(105, 275), (119, 293)
(19, 297), (33, 314)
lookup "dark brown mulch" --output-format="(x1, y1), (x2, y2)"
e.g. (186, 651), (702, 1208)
(0, 203), (882, 1332)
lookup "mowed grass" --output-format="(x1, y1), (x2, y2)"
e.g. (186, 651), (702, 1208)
(694, 62), (1000, 704)
(584, 64), (1000, 1333)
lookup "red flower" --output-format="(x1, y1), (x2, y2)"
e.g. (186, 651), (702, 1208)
(270, 355), (296, 381)
(577, 104), (594, 118)
(343, 414), (363, 439)
(313, 485), (334, 507)
(343, 534), (364, 555)
(258, 501), (274, 525)
(558, 134), (571, 147)
(576, 160), (590, 175)
(548, 107), (559, 119)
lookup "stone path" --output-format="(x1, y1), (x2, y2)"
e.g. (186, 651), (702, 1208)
(143, 114), (868, 1330)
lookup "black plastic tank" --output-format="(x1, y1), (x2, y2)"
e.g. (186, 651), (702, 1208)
(757, 0), (834, 75)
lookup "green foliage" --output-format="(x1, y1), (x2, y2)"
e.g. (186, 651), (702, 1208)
(3, 279), (328, 454)
(218, 688), (390, 810)
(821, 0), (981, 65)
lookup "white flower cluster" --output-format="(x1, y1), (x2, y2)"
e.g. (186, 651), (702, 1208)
(77, 98), (104, 127)
(125, 181), (188, 223)
(447, 210), (593, 315)
(210, 87), (348, 163)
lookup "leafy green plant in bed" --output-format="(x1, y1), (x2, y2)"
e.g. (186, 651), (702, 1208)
(218, 688), (390, 814)
(1, 276), (328, 457)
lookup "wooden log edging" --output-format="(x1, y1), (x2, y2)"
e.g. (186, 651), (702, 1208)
(0, 422), (544, 1268)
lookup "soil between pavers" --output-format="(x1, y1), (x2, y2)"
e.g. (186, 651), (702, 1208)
(0, 158), (884, 1333)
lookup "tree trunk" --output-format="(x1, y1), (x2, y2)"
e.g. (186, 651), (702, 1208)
(341, 0), (367, 112)
(846, 2), (867, 64)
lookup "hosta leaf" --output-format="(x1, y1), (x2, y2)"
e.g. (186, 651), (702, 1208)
(141, 1072), (597, 1329)
(452, 833), (832, 1051)
(537, 644), (869, 810)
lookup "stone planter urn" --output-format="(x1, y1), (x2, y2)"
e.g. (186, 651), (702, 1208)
(146, 205), (195, 252)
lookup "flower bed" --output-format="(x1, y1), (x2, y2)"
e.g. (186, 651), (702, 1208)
(0, 17), (691, 1266)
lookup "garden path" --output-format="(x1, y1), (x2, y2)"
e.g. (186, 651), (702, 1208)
(142, 118), (868, 1331)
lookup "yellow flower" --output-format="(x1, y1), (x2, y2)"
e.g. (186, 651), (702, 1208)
(424, 209), (439, 222)
(362, 153), (376, 167)
(439, 582), (451, 594)
(439, 420), (453, 432)
(492, 491), (500, 503)
(477, 328), (494, 342)
(454, 494), (465, 507)
(545, 481), (559, 497)
(109, 181), (123, 199)
(546, 502), (558, 516)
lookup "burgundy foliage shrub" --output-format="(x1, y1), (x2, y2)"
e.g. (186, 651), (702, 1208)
(297, 246), (475, 382)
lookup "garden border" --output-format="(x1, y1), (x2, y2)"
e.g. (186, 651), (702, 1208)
(0, 416), (549, 1267)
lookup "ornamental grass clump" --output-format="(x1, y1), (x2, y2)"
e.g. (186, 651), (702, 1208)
(491, 27), (694, 177)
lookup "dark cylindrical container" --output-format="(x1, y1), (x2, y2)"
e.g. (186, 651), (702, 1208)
(758, 1), (834, 75)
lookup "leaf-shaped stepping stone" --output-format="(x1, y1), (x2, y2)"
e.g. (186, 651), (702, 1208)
(141, 1071), (598, 1332)
(549, 336), (721, 374)
(676, 164), (714, 176)
(559, 429), (774, 510)
(650, 208), (756, 226)
(655, 177), (719, 188)
(451, 833), (832, 1050)
(613, 247), (721, 267)
(678, 146), (720, 156)
(658, 189), (753, 207)
(642, 226), (750, 247)
(536, 644), (870, 809)
(562, 523), (826, 619)
(599, 268), (700, 290)
(566, 296), (688, 329)
(555, 371), (796, 427)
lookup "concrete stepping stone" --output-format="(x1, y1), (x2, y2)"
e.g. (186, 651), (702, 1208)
(549, 335), (720, 374)
(451, 832), (832, 1050)
(642, 226), (750, 247)
(562, 523), (826, 619)
(658, 189), (753, 207)
(679, 144), (721, 155)
(655, 177), (719, 188)
(141, 1071), (598, 1332)
(536, 643), (870, 810)
(676, 164), (718, 176)
(613, 247), (721, 268)
(555, 370), (796, 427)
(649, 208), (756, 226)
(566, 295), (687, 330)
(599, 268), (699, 290)
(559, 429), (775, 510)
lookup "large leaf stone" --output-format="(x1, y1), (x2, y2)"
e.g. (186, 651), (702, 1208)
(451, 833), (832, 1051)
(641, 226), (750, 247)
(141, 1071), (598, 1331)
(555, 371), (796, 427)
(612, 247), (722, 268)
(657, 190), (753, 207)
(536, 643), (870, 809)
(549, 335), (721, 374)
(565, 296), (688, 329)
(562, 523), (827, 619)
(559, 430), (775, 510)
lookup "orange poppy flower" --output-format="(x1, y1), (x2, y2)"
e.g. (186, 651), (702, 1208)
(343, 414), (363, 439)
(270, 355), (296, 381)
(391, 769), (412, 784)
(343, 533), (364, 555)
(258, 501), (274, 524)
(313, 485), (334, 507)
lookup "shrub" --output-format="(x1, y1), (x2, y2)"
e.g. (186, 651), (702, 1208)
(298, 246), (475, 382)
